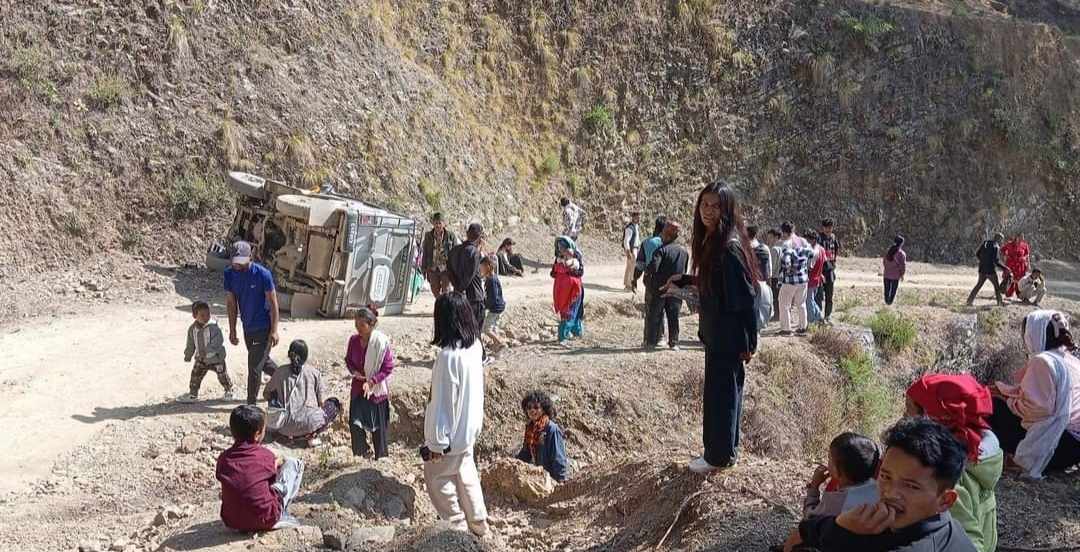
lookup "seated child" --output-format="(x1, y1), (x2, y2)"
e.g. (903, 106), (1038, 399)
(515, 390), (570, 481)
(179, 301), (235, 403)
(803, 432), (881, 518)
(216, 405), (305, 532)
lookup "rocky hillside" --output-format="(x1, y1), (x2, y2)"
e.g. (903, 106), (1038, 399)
(3, 0), (1080, 276)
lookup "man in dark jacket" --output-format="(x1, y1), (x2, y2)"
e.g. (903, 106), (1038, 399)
(448, 222), (486, 327)
(645, 222), (689, 350)
(785, 417), (976, 552)
(966, 233), (1007, 307)
(420, 213), (458, 297)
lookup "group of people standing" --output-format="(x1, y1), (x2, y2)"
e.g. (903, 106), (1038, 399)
(966, 233), (1046, 307)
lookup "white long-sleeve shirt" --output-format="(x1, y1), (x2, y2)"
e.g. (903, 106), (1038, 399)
(424, 341), (485, 455)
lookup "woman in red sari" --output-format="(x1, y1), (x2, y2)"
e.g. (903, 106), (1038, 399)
(1001, 233), (1030, 299)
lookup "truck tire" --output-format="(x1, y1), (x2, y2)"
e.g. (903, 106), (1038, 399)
(228, 172), (268, 200)
(276, 195), (347, 226)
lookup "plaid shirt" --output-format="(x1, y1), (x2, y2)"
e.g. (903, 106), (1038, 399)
(780, 246), (812, 285)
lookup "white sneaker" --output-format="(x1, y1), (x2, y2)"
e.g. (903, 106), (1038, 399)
(307, 437), (323, 448)
(177, 393), (198, 403)
(222, 390), (236, 401)
(688, 457), (719, 474)
(558, 340), (571, 348)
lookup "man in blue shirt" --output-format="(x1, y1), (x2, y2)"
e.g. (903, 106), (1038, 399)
(224, 241), (281, 405)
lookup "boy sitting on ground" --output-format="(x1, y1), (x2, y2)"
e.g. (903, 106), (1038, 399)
(785, 417), (976, 552)
(179, 301), (235, 403)
(803, 432), (881, 518)
(480, 256), (507, 356)
(216, 405), (305, 532)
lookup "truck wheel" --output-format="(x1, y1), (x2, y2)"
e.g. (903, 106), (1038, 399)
(228, 172), (268, 200)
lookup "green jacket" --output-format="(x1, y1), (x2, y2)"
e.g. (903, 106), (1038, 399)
(951, 446), (1003, 552)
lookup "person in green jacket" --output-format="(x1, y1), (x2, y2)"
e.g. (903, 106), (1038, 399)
(906, 374), (1003, 552)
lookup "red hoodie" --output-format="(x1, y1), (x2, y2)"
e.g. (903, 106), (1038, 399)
(215, 441), (281, 531)
(808, 246), (826, 288)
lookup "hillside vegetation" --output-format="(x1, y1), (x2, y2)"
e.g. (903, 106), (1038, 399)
(3, 0), (1080, 276)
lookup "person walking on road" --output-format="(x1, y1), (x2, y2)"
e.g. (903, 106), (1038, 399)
(644, 222), (689, 350)
(560, 198), (585, 241)
(967, 233), (1007, 307)
(662, 180), (760, 474)
(623, 212), (642, 292)
(882, 235), (907, 305)
(421, 213), (459, 297)
(224, 241), (280, 405)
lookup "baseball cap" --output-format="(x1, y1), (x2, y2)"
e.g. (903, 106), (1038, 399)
(231, 241), (252, 264)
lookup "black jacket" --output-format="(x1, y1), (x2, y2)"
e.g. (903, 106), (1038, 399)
(976, 240), (1007, 275)
(421, 229), (458, 272)
(448, 240), (484, 302)
(678, 239), (757, 354)
(647, 241), (689, 293)
(799, 512), (976, 552)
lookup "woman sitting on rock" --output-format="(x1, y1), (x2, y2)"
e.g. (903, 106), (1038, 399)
(497, 238), (525, 277)
(988, 309), (1080, 478)
(263, 339), (341, 447)
(345, 305), (395, 460)
(906, 374), (1002, 552)
(515, 390), (569, 482)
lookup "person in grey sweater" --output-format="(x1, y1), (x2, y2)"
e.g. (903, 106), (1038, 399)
(803, 432), (882, 518)
(179, 301), (234, 403)
(264, 340), (341, 447)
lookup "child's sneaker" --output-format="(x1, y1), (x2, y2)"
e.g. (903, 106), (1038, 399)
(177, 393), (199, 403)
(222, 390), (236, 401)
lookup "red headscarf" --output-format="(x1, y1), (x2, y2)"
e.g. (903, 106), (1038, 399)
(906, 374), (992, 462)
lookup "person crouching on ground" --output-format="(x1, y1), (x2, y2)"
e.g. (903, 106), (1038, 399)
(551, 236), (585, 346)
(216, 405), (305, 532)
(786, 417), (976, 552)
(1017, 268), (1046, 306)
(516, 390), (570, 482)
(423, 293), (489, 537)
(263, 340), (341, 447)
(906, 374), (1002, 552)
(345, 305), (395, 460)
(179, 300), (235, 403)
(479, 256), (507, 357)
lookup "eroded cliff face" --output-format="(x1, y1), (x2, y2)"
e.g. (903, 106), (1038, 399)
(3, 0), (1079, 276)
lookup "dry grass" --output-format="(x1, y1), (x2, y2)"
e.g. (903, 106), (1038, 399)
(167, 15), (191, 69)
(767, 93), (791, 120)
(811, 53), (835, 91)
(282, 132), (316, 171)
(86, 73), (128, 109)
(217, 118), (245, 169)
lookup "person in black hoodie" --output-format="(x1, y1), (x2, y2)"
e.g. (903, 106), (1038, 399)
(966, 233), (1007, 307)
(663, 180), (760, 474)
(448, 223), (486, 327)
(785, 417), (976, 552)
(645, 222), (689, 350)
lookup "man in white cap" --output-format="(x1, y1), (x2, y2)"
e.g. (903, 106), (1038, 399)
(223, 241), (281, 405)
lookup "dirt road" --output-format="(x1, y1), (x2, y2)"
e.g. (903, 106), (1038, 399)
(0, 257), (1068, 495)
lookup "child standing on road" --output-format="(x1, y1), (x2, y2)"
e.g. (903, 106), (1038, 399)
(179, 301), (235, 403)
(480, 257), (507, 356)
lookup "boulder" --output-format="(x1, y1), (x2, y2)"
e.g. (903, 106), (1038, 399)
(178, 434), (202, 454)
(480, 458), (555, 505)
(348, 525), (396, 546)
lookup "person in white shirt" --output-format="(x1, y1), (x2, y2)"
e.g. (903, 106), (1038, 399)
(622, 211), (641, 291)
(560, 197), (584, 241)
(423, 293), (489, 537)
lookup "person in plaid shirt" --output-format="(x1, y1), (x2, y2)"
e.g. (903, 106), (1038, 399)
(778, 222), (812, 335)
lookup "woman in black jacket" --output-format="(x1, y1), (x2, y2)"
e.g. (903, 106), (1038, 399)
(664, 180), (760, 474)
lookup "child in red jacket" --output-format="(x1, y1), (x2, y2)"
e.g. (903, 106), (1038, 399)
(216, 405), (304, 532)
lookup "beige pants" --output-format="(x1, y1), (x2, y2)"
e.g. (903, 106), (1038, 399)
(423, 448), (488, 536)
(779, 282), (808, 332)
(624, 250), (637, 290)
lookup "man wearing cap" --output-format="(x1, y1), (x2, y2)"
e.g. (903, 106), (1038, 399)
(224, 241), (281, 405)
(448, 222), (486, 327)
(622, 211), (641, 292)
(420, 213), (459, 296)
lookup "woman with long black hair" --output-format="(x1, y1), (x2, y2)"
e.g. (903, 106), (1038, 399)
(663, 180), (760, 474)
(882, 235), (906, 305)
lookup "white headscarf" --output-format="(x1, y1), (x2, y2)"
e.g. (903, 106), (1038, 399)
(1016, 309), (1073, 478)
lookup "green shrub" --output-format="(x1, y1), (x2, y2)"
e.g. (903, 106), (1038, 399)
(169, 175), (228, 219)
(835, 9), (895, 51)
(537, 153), (559, 177)
(87, 74), (128, 109)
(868, 309), (917, 354)
(583, 103), (613, 134)
(61, 211), (86, 237)
(418, 178), (441, 211)
(838, 349), (893, 436)
(977, 308), (1006, 337)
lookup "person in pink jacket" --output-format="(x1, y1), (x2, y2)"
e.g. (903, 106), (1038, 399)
(882, 235), (906, 305)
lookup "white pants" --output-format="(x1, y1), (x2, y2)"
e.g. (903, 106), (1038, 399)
(423, 448), (488, 536)
(779, 283), (808, 332)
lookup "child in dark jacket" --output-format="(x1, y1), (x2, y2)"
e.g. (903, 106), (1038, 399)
(216, 405), (304, 532)
(480, 257), (507, 355)
(515, 390), (570, 482)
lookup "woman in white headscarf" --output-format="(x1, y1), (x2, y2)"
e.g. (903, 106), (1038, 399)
(988, 309), (1080, 478)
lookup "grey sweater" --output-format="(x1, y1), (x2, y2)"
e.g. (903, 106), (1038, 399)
(184, 319), (227, 365)
(263, 364), (328, 438)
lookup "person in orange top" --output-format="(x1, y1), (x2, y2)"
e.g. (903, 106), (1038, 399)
(1001, 233), (1030, 299)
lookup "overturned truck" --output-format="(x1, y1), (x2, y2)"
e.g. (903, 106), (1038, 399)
(206, 172), (418, 317)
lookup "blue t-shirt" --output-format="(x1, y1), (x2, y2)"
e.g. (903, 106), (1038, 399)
(224, 263), (275, 332)
(643, 236), (663, 264)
